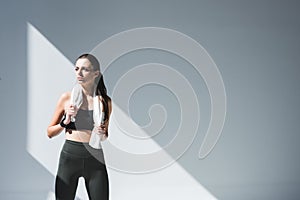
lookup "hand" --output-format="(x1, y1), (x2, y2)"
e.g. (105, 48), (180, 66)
(64, 104), (78, 124)
(95, 122), (108, 135)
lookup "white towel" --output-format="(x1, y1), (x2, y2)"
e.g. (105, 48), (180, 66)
(70, 84), (83, 122)
(70, 84), (107, 149)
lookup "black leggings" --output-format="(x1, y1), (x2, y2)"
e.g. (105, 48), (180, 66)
(55, 140), (109, 200)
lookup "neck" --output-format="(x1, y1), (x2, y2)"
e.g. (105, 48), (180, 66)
(81, 84), (95, 97)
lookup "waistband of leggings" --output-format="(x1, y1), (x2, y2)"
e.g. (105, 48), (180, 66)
(65, 139), (89, 146)
(62, 139), (103, 158)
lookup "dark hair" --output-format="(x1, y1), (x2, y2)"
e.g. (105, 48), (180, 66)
(76, 54), (111, 136)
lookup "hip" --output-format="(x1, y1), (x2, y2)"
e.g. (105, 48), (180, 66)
(60, 139), (106, 165)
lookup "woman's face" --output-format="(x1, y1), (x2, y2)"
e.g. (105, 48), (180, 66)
(75, 58), (99, 86)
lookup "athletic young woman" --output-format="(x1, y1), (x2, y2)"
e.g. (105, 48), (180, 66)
(47, 53), (112, 200)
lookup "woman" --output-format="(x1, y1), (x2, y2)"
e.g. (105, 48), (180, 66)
(47, 53), (112, 200)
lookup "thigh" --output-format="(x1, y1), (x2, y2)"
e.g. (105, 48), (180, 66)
(84, 157), (109, 200)
(55, 151), (82, 200)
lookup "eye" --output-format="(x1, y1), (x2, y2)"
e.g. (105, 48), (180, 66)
(83, 67), (91, 72)
(75, 67), (79, 71)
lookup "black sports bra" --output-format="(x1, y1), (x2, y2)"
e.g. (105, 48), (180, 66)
(65, 109), (94, 131)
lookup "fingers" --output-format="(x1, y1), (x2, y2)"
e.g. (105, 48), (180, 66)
(65, 104), (78, 117)
(95, 125), (107, 135)
(98, 126), (106, 131)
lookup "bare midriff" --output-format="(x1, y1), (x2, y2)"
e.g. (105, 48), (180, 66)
(65, 130), (92, 143)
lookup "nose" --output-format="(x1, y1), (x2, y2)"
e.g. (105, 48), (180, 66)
(76, 68), (83, 76)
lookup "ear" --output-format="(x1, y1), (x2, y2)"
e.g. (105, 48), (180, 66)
(94, 71), (101, 78)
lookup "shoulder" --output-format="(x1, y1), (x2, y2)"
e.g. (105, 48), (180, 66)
(61, 91), (71, 99)
(56, 91), (71, 107)
(60, 91), (71, 102)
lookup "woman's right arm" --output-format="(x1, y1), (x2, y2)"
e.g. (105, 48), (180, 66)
(47, 92), (70, 138)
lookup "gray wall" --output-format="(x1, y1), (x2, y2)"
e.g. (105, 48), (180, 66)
(1, 0), (300, 199)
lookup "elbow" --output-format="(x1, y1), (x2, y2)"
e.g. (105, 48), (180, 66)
(47, 127), (53, 139)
